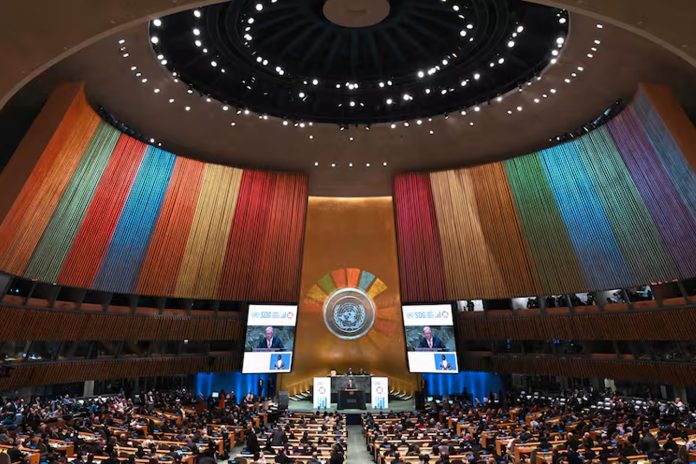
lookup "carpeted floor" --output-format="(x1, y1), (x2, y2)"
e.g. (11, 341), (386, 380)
(346, 424), (372, 463)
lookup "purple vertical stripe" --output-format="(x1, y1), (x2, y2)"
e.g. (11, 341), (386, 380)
(608, 108), (696, 278)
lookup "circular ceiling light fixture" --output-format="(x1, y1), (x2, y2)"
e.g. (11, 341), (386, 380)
(150, 0), (568, 125)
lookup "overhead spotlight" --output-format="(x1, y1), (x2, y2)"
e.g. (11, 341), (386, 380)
(118, 39), (125, 44)
(379, 82), (385, 88)
(559, 17), (567, 24)
(193, 28), (200, 36)
(349, 162), (353, 167)
(312, 78), (319, 85)
(298, 92), (306, 98)
(594, 39), (601, 45)
(211, 60), (218, 67)
(417, 70), (425, 78)
(507, 40), (515, 48)
(349, 137), (354, 142)
(517, 25), (524, 33)
(256, 3), (263, 11)
(243, 109), (250, 115)
(349, 101), (356, 107)
(309, 135), (314, 139)
(150, 36), (159, 44)
(149, 138), (155, 143)
(130, 65), (137, 71)
(474, 106), (481, 112)
(366, 162), (370, 167)
(230, 122), (236, 126)
(283, 120), (289, 126)
(577, 66), (585, 72)
(193, 9), (201, 18)
(416, 119), (423, 125)
(383, 161), (388, 166)
(460, 110), (467, 116)
(314, 162), (319, 166)
(516, 106), (523, 112)
(498, 57), (505, 64)
(299, 122), (306, 128)
(596, 23), (603, 28)
(460, 30), (467, 37)
(222, 105), (229, 111)
(466, 23), (473, 29)
(495, 96), (503, 102)
(556, 37), (565, 45)
(390, 123), (397, 129)
(550, 88), (557, 94)
(534, 98), (540, 103)
(429, 130), (434, 135)
(169, 98), (175, 103)
(473, 73), (480, 80)
(507, 109), (513, 115)
(153, 18), (162, 27)
(331, 163), (335, 167)
(185, 106), (191, 111)
(153, 88), (160, 93)
(564, 78), (571, 83)
(587, 53), (594, 58)
(187, 89), (194, 94)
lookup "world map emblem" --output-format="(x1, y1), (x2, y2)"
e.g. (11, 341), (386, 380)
(305, 268), (387, 340)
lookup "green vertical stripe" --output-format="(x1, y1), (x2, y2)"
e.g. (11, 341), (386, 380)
(25, 123), (121, 281)
(504, 153), (587, 293)
(575, 126), (678, 283)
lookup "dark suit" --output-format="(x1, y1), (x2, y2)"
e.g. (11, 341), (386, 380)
(257, 335), (284, 350)
(418, 335), (446, 350)
(246, 430), (259, 454)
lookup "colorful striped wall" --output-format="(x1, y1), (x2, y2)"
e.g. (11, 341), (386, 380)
(395, 87), (696, 301)
(0, 88), (307, 302)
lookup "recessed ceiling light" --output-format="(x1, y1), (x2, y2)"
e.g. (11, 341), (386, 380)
(118, 39), (125, 45)
(153, 88), (160, 93)
(366, 163), (370, 167)
(314, 162), (319, 166)
(185, 106), (191, 111)
(507, 40), (515, 48)
(153, 19), (162, 27)
(193, 10), (201, 18)
(256, 3), (263, 11)
(169, 98), (175, 103)
(193, 28), (200, 36)
(383, 162), (388, 166)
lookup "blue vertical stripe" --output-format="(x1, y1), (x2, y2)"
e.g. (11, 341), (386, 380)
(540, 143), (633, 289)
(94, 147), (175, 293)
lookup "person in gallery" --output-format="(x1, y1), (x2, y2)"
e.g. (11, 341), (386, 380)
(418, 326), (446, 350)
(257, 326), (284, 350)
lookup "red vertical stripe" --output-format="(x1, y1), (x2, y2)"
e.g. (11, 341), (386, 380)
(57, 136), (147, 287)
(218, 170), (307, 302)
(393, 173), (447, 302)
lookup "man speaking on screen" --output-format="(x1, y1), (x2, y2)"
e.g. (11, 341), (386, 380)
(417, 326), (445, 350)
(256, 326), (285, 351)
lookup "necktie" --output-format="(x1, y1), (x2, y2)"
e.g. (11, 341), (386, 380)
(428, 339), (432, 349)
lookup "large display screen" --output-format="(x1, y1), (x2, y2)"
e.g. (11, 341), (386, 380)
(402, 304), (459, 373)
(242, 304), (298, 373)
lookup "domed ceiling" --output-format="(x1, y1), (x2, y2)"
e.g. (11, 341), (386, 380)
(3, 0), (696, 196)
(150, 0), (567, 124)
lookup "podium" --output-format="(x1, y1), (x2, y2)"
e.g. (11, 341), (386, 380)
(337, 388), (366, 409)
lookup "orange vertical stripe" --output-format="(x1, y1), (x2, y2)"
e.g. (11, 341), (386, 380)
(136, 157), (206, 296)
(0, 88), (100, 275)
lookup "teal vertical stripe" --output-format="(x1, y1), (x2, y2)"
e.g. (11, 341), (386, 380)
(504, 153), (587, 294)
(94, 146), (176, 293)
(575, 127), (677, 283)
(358, 270), (376, 291)
(24, 123), (120, 281)
(541, 142), (633, 289)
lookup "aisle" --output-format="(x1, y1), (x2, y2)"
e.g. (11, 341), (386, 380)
(347, 424), (373, 463)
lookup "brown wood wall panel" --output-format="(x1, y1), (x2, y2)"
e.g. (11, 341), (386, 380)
(457, 307), (696, 341)
(0, 305), (244, 341)
(0, 355), (240, 391)
(460, 356), (696, 385)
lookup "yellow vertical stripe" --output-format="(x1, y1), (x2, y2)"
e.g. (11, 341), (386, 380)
(430, 169), (507, 298)
(174, 164), (243, 298)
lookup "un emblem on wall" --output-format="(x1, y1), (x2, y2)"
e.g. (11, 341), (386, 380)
(323, 287), (376, 340)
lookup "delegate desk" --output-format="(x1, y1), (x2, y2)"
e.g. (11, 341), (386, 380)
(338, 387), (366, 410)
